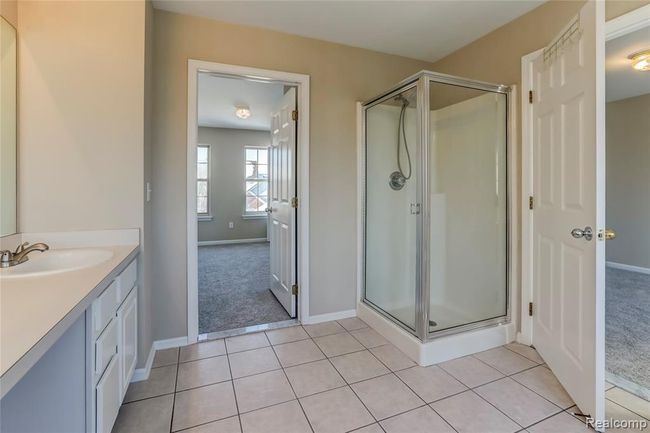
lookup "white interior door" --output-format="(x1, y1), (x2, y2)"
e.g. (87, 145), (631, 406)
(268, 87), (297, 317)
(531, 0), (604, 422)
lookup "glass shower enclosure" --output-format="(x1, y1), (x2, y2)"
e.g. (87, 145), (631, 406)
(362, 71), (510, 341)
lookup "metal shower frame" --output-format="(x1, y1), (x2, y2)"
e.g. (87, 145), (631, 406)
(360, 70), (512, 342)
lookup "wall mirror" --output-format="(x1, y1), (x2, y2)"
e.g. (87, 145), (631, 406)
(1, 16), (17, 236)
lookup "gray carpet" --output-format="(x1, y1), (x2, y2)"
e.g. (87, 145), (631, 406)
(198, 242), (289, 334)
(606, 267), (650, 392)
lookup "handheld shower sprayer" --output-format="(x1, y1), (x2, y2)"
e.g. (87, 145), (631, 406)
(389, 94), (412, 191)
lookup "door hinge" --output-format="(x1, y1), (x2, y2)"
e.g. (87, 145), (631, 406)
(529, 196), (534, 210)
(529, 90), (534, 104)
(292, 110), (298, 121)
(529, 302), (534, 317)
(291, 197), (298, 208)
(291, 284), (298, 295)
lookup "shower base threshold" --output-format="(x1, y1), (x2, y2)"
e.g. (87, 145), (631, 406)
(357, 302), (516, 366)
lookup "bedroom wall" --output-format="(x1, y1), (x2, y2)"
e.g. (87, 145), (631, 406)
(197, 127), (270, 243)
(606, 94), (650, 270)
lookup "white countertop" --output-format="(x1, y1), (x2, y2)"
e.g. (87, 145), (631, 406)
(0, 242), (138, 395)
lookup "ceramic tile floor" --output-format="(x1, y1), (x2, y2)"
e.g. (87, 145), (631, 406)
(112, 318), (649, 433)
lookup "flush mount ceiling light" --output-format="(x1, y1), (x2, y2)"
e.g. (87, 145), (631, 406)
(235, 106), (251, 119)
(628, 50), (650, 71)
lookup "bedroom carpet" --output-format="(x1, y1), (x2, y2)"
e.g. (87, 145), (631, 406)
(606, 267), (650, 394)
(198, 242), (289, 334)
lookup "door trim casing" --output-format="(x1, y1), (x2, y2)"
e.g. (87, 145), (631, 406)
(186, 60), (310, 343)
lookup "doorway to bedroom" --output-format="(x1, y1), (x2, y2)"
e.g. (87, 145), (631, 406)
(193, 71), (300, 336)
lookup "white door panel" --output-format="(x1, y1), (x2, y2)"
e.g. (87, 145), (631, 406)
(269, 88), (297, 317)
(531, 0), (604, 422)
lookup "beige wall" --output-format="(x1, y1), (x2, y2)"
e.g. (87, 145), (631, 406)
(151, 1), (650, 340)
(151, 8), (433, 339)
(197, 127), (269, 243)
(17, 0), (145, 232)
(0, 0), (17, 27)
(17, 0), (152, 366)
(140, 0), (154, 370)
(606, 94), (650, 269)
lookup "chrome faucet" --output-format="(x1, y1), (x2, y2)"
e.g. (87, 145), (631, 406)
(0, 242), (50, 268)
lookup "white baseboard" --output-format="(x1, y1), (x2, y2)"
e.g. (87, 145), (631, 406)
(607, 261), (650, 275)
(131, 336), (189, 383)
(131, 345), (156, 382)
(154, 336), (189, 351)
(198, 238), (268, 246)
(302, 309), (356, 325)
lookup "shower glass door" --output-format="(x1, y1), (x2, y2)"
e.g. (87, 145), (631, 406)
(427, 80), (508, 335)
(364, 84), (419, 333)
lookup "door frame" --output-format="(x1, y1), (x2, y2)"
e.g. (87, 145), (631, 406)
(186, 59), (311, 343)
(520, 2), (650, 345)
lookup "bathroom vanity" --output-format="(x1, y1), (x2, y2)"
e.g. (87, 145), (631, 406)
(0, 231), (140, 433)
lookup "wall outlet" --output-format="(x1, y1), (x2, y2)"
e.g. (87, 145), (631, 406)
(228, 222), (234, 229)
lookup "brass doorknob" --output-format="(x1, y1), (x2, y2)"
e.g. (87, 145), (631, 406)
(598, 228), (616, 241)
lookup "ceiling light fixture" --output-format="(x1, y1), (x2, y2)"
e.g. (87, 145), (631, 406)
(628, 50), (650, 71)
(235, 106), (251, 119)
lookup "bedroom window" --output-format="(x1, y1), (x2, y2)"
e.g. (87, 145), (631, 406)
(244, 146), (268, 215)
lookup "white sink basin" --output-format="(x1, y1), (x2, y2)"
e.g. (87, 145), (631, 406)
(0, 249), (114, 279)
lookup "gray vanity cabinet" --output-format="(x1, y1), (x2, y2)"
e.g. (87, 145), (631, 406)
(92, 258), (138, 433)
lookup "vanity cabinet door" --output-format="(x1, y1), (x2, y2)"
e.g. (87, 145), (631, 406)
(118, 287), (137, 398)
(96, 354), (120, 433)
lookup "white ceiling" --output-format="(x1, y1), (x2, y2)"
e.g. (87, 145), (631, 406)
(198, 74), (285, 130)
(153, 1), (544, 63)
(606, 26), (650, 102)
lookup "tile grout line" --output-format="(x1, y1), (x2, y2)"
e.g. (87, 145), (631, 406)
(468, 357), (570, 429)
(363, 346), (460, 433)
(313, 331), (383, 426)
(224, 345), (244, 433)
(523, 407), (589, 431)
(169, 349), (181, 433)
(501, 343), (545, 364)
(505, 366), (577, 412)
(433, 355), (566, 430)
(439, 354), (568, 415)
(122, 390), (176, 406)
(328, 339), (428, 425)
(269, 341), (316, 433)
(605, 396), (650, 422)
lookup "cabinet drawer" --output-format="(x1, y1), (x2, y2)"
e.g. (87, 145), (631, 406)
(92, 281), (119, 337)
(96, 355), (120, 433)
(117, 260), (137, 304)
(95, 317), (118, 377)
